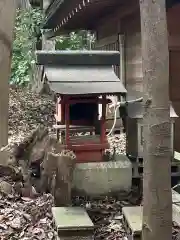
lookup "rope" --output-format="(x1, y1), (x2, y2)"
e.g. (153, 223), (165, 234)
(107, 97), (143, 137)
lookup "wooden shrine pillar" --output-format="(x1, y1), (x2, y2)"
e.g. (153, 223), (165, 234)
(0, 0), (16, 164)
(101, 95), (106, 144)
(64, 98), (70, 146)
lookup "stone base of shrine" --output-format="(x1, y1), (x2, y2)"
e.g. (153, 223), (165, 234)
(72, 154), (132, 196)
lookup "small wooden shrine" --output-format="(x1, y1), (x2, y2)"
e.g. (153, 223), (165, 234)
(36, 50), (126, 163)
(126, 100), (178, 159)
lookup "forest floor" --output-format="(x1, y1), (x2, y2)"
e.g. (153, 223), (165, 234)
(0, 87), (178, 240)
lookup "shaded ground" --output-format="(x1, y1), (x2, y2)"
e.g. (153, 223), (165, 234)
(0, 192), (55, 240)
(0, 187), (179, 240)
(0, 87), (178, 239)
(9, 87), (54, 144)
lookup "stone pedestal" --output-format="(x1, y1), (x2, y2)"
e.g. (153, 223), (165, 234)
(73, 154), (132, 196)
(52, 207), (94, 240)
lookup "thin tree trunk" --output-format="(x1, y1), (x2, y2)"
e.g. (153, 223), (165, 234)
(0, 0), (16, 165)
(140, 0), (172, 240)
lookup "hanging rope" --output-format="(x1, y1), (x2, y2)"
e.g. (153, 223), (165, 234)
(107, 97), (143, 136)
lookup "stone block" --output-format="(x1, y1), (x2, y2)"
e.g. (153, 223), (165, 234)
(52, 207), (94, 240)
(122, 206), (142, 240)
(73, 154), (132, 196)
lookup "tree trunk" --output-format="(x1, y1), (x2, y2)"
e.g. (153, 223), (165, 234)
(140, 0), (172, 240)
(42, 152), (75, 206)
(0, 0), (16, 165)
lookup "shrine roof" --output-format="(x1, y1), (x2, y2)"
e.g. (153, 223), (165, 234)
(36, 50), (126, 95)
(44, 66), (126, 95)
(36, 50), (120, 66)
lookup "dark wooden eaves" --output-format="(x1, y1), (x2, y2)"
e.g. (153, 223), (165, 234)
(43, 0), (180, 38)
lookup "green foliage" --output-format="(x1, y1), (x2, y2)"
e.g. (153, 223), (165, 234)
(11, 8), (95, 86)
(55, 31), (95, 50)
(11, 8), (43, 85)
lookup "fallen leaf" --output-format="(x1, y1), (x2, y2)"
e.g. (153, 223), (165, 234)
(9, 217), (21, 230)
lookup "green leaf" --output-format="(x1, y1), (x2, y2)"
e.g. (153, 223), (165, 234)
(10, 8), (44, 86)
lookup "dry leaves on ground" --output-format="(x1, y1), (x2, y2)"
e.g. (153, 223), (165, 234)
(9, 87), (54, 145)
(0, 192), (57, 240)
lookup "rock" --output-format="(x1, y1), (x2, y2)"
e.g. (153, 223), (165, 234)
(0, 181), (13, 195)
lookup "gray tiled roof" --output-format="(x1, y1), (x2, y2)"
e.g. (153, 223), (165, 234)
(44, 66), (126, 95)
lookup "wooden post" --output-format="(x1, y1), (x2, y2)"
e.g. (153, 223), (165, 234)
(56, 97), (60, 141)
(0, 0), (16, 164)
(65, 98), (70, 146)
(139, 0), (172, 240)
(101, 95), (106, 143)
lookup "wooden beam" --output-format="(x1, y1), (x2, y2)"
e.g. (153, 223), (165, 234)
(46, 0), (138, 37)
(95, 0), (139, 32)
(168, 35), (180, 49)
(0, 0), (16, 164)
(94, 35), (119, 49)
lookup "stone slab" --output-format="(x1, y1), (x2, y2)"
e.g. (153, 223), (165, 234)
(122, 206), (142, 234)
(52, 207), (94, 231)
(122, 191), (180, 238)
(52, 207), (94, 240)
(174, 151), (180, 161)
(172, 190), (180, 226)
(73, 154), (132, 196)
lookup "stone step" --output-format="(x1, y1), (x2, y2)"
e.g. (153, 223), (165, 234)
(122, 191), (180, 240)
(52, 207), (94, 240)
(122, 206), (142, 240)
